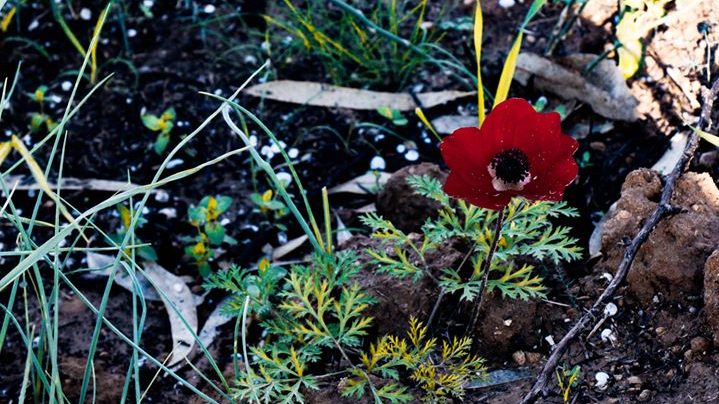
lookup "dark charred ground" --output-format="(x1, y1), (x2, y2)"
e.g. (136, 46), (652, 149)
(1, 0), (717, 402)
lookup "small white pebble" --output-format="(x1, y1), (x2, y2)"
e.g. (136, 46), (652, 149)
(396, 144), (406, 153)
(404, 149), (419, 161)
(158, 207), (177, 219)
(248, 135), (259, 147)
(61, 81), (73, 91)
(600, 328), (616, 343)
(243, 55), (258, 64)
(595, 372), (610, 389)
(220, 218), (230, 226)
(499, 0), (516, 8)
(80, 8), (92, 20)
(370, 156), (386, 170)
(544, 335), (555, 346)
(503, 319), (513, 326)
(203, 4), (216, 13)
(288, 148), (299, 159)
(128, 28), (137, 38)
(28, 20), (40, 31)
(143, 0), (154, 8)
(276, 172), (292, 185)
(604, 302), (618, 317)
(154, 190), (169, 203)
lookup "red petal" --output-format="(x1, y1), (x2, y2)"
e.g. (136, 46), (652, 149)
(444, 172), (512, 210)
(522, 157), (578, 201)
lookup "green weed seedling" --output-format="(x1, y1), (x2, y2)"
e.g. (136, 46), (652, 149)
(185, 195), (237, 277)
(250, 188), (288, 224)
(28, 85), (58, 133)
(377, 106), (408, 126)
(556, 364), (581, 403)
(108, 203), (158, 261)
(142, 106), (177, 155)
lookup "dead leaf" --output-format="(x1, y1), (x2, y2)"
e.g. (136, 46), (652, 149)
(142, 261), (198, 369)
(271, 234), (308, 261)
(514, 52), (639, 122)
(3, 176), (147, 192)
(85, 253), (199, 369)
(245, 80), (474, 111)
(430, 115), (478, 135)
(329, 172), (391, 195)
(335, 215), (353, 247)
(652, 132), (688, 175)
(86, 252), (162, 301)
(198, 297), (234, 349)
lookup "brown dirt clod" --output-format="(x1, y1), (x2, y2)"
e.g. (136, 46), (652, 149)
(376, 163), (447, 233)
(599, 169), (719, 305)
(704, 250), (719, 345)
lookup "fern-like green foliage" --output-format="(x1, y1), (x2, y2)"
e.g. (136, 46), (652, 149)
(345, 317), (486, 403)
(210, 252), (385, 403)
(362, 175), (581, 301)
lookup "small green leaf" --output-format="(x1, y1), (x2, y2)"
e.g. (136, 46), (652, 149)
(138, 245), (158, 261)
(161, 120), (174, 135)
(142, 114), (162, 131)
(197, 262), (212, 277)
(216, 196), (233, 214)
(376, 106), (394, 120)
(188, 206), (206, 226)
(154, 132), (170, 155)
(161, 107), (176, 122)
(30, 113), (46, 132)
(205, 222), (226, 245)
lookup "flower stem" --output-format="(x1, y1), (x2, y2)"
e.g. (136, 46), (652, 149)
(466, 207), (506, 335)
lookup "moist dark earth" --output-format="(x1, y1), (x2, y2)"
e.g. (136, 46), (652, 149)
(1, 0), (719, 402)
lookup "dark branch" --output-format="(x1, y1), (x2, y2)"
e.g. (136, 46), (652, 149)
(520, 77), (719, 404)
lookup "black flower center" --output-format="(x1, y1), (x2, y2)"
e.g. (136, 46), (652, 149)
(490, 148), (530, 184)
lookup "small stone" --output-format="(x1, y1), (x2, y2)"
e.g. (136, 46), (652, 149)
(604, 302), (618, 317)
(595, 372), (610, 390)
(690, 336), (711, 354)
(512, 351), (526, 366)
(699, 151), (719, 169)
(79, 8), (92, 20)
(503, 318), (513, 326)
(370, 156), (386, 170)
(525, 352), (542, 364)
(684, 349), (693, 361)
(590, 141), (606, 152)
(638, 389), (652, 402)
(626, 376), (642, 387)
(404, 149), (419, 161)
(655, 326), (667, 336)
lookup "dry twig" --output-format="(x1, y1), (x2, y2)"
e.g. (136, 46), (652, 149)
(520, 77), (719, 403)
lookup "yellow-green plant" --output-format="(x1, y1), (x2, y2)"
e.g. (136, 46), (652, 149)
(361, 175), (581, 301)
(108, 203), (157, 261)
(345, 317), (486, 403)
(28, 85), (58, 134)
(250, 188), (288, 222)
(142, 107), (177, 155)
(556, 364), (581, 403)
(185, 195), (236, 276)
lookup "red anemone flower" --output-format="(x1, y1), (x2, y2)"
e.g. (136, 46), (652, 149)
(440, 98), (578, 210)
